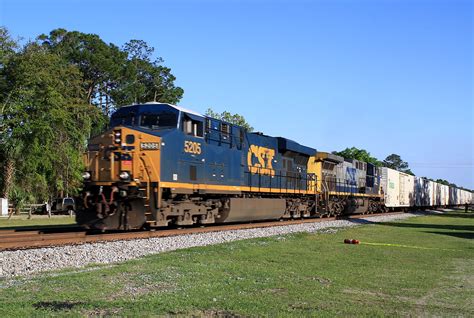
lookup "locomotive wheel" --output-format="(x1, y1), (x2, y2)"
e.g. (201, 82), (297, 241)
(328, 202), (337, 217)
(89, 199), (146, 230)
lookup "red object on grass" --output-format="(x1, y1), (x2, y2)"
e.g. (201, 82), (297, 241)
(344, 239), (360, 244)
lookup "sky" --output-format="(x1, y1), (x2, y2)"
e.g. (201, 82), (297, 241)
(1, 0), (473, 188)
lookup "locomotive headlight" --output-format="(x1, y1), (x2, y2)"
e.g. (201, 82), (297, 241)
(119, 171), (130, 180)
(113, 130), (122, 144)
(82, 171), (91, 180)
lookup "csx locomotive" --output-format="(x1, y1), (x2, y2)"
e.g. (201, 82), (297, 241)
(77, 102), (472, 230)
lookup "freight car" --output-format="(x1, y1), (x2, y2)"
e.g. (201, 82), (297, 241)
(76, 102), (473, 230)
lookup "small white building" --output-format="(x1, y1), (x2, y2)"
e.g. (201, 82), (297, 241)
(0, 198), (8, 216)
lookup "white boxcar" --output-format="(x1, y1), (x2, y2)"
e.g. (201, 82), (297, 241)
(459, 189), (464, 204)
(435, 183), (449, 207)
(381, 167), (414, 208)
(414, 177), (430, 207)
(434, 182), (441, 206)
(425, 180), (434, 206)
(455, 188), (461, 205)
(448, 186), (456, 205)
(459, 189), (472, 205)
(441, 184), (450, 206)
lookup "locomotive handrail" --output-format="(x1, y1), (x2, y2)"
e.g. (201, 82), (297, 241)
(244, 168), (316, 194)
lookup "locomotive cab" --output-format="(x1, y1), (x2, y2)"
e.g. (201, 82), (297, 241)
(78, 103), (191, 230)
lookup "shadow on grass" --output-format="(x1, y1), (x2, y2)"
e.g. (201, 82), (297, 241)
(426, 211), (474, 219)
(424, 231), (474, 240)
(345, 211), (474, 235)
(376, 222), (474, 232)
(33, 301), (85, 311)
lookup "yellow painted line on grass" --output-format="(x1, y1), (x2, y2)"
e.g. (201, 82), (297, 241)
(360, 242), (462, 252)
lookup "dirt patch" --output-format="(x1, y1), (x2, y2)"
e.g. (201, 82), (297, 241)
(307, 276), (331, 285)
(343, 288), (413, 303)
(266, 288), (287, 294)
(105, 280), (175, 301)
(104, 272), (176, 300)
(289, 302), (320, 312)
(414, 258), (474, 315)
(82, 307), (123, 317)
(169, 309), (245, 317)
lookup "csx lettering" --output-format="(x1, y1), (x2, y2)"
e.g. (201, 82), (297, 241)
(184, 141), (202, 154)
(247, 145), (275, 176)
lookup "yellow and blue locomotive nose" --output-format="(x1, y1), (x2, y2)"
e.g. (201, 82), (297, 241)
(83, 127), (161, 185)
(78, 127), (162, 230)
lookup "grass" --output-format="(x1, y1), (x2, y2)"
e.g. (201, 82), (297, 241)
(0, 216), (76, 229)
(0, 210), (473, 317)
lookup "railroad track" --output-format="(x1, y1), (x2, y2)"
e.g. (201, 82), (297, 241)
(0, 212), (404, 251)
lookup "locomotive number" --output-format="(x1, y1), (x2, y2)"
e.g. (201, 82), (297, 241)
(184, 141), (202, 154)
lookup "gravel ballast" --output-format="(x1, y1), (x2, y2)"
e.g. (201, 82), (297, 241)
(0, 213), (420, 278)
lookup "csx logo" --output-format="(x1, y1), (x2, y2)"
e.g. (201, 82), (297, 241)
(247, 145), (275, 176)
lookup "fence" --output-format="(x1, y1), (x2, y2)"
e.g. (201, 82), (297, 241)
(5, 203), (45, 217)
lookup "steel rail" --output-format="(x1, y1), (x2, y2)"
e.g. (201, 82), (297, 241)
(0, 212), (404, 251)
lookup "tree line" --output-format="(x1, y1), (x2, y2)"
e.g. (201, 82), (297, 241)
(0, 27), (183, 208)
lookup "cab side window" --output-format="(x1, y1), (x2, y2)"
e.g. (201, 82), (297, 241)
(183, 115), (204, 137)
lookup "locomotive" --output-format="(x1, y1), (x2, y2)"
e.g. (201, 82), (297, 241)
(77, 102), (472, 230)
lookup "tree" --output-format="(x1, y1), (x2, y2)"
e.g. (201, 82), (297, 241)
(0, 27), (20, 199)
(333, 147), (381, 166)
(1, 41), (101, 203)
(0, 27), (18, 104)
(205, 108), (254, 131)
(38, 30), (184, 114)
(382, 154), (414, 175)
(112, 39), (183, 106)
(435, 179), (450, 186)
(38, 29), (125, 111)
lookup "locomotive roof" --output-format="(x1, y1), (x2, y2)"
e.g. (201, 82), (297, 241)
(122, 102), (204, 117)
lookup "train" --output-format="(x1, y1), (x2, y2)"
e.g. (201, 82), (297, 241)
(76, 102), (473, 230)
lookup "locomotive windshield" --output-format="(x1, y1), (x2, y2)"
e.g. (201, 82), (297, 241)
(139, 112), (178, 129)
(110, 103), (180, 129)
(112, 112), (136, 126)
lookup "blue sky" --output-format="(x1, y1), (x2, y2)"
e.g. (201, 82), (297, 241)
(1, 0), (473, 188)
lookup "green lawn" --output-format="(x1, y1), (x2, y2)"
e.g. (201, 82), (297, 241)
(1, 211), (473, 317)
(0, 216), (76, 230)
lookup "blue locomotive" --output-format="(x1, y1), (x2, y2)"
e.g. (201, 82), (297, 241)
(78, 103), (327, 230)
